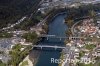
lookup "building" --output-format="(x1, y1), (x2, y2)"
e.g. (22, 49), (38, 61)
(0, 38), (16, 54)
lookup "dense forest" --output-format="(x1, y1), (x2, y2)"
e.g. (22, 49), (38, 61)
(0, 0), (40, 29)
(66, 3), (100, 20)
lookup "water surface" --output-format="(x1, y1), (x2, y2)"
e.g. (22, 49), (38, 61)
(36, 13), (67, 66)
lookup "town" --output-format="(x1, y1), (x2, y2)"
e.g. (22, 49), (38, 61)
(0, 0), (100, 66)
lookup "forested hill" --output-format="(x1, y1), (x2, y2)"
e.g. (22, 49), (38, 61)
(0, 0), (40, 29)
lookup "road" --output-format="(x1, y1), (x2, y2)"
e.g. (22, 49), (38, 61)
(1, 16), (27, 31)
(71, 20), (82, 35)
(36, 13), (51, 28)
(29, 0), (43, 19)
(0, 0), (43, 31)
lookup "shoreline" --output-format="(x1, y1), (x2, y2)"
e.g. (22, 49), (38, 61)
(19, 55), (33, 66)
(29, 50), (41, 66)
(19, 50), (41, 66)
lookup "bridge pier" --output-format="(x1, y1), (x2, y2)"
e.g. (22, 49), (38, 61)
(54, 46), (57, 50)
(47, 37), (49, 40)
(60, 38), (62, 41)
(40, 47), (42, 50)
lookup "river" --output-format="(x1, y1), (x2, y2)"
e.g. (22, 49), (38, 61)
(35, 13), (68, 66)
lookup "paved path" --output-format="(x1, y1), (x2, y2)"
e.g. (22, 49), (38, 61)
(71, 20), (82, 35)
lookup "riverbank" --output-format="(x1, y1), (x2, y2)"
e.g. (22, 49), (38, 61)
(29, 50), (41, 66)
(19, 50), (40, 66)
(19, 55), (33, 66)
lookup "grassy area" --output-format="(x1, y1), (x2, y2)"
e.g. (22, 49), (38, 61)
(99, 62), (100, 66)
(77, 51), (85, 59)
(0, 60), (6, 66)
(84, 44), (96, 51)
(9, 44), (32, 66)
(20, 61), (28, 66)
(7, 32), (39, 66)
(22, 32), (38, 43)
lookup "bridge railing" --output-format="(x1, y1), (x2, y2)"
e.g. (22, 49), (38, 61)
(38, 34), (84, 39)
(33, 45), (66, 49)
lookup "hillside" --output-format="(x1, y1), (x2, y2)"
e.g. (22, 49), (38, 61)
(0, 0), (40, 29)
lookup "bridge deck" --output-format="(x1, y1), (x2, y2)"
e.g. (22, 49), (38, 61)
(33, 45), (66, 49)
(39, 34), (84, 39)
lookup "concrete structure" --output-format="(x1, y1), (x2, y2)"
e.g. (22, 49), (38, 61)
(33, 45), (66, 49)
(39, 34), (84, 40)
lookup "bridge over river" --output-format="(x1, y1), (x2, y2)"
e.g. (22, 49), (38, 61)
(33, 45), (66, 50)
(38, 34), (84, 40)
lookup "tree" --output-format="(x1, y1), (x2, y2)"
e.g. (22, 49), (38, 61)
(9, 44), (32, 66)
(85, 44), (96, 51)
(22, 32), (38, 43)
(0, 60), (6, 66)
(67, 19), (74, 28)
(66, 28), (72, 36)
(88, 10), (96, 17)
